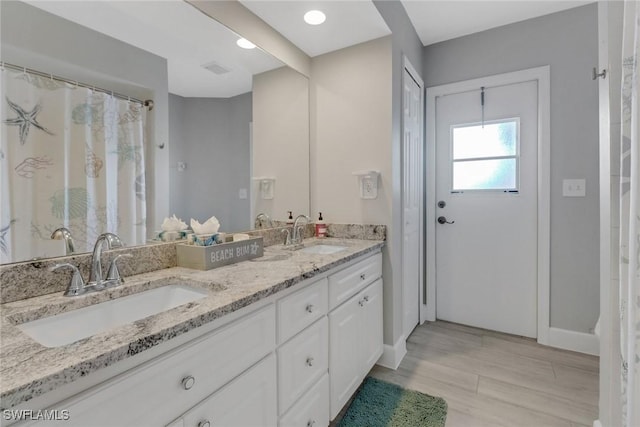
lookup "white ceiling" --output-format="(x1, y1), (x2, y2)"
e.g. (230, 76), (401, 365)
(400, 0), (594, 46)
(239, 0), (391, 57)
(24, 0), (283, 98)
(23, 0), (595, 97)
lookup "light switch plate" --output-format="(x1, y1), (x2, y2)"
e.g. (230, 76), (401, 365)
(562, 179), (586, 197)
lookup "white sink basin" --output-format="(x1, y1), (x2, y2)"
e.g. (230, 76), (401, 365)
(299, 244), (347, 255)
(17, 285), (209, 348)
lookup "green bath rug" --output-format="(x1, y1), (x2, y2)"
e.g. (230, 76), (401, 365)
(337, 377), (447, 427)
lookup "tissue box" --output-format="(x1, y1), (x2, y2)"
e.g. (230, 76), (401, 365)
(176, 237), (263, 270)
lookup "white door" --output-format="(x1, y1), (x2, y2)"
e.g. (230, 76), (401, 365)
(402, 62), (423, 339)
(435, 80), (538, 338)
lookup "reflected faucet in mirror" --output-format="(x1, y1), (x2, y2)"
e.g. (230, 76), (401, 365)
(255, 213), (273, 229)
(50, 227), (75, 255)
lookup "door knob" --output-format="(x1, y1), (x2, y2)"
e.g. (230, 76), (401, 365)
(437, 201), (446, 208)
(437, 216), (454, 225)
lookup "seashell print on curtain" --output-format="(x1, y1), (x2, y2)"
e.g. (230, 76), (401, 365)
(0, 68), (146, 263)
(619, 2), (640, 427)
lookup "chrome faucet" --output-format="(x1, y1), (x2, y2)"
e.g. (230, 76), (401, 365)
(255, 213), (273, 229)
(88, 232), (123, 286)
(51, 227), (75, 255)
(51, 233), (129, 296)
(291, 215), (310, 245)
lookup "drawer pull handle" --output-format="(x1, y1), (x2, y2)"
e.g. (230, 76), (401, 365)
(360, 273), (366, 280)
(181, 375), (195, 390)
(307, 420), (316, 427)
(198, 421), (211, 427)
(306, 304), (315, 313)
(306, 357), (314, 367)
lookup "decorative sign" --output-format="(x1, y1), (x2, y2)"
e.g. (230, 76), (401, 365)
(176, 237), (263, 270)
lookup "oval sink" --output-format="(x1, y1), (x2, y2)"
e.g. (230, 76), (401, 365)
(17, 285), (209, 348)
(299, 244), (347, 255)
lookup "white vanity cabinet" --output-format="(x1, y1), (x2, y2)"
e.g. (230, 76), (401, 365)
(18, 249), (383, 427)
(328, 255), (383, 420)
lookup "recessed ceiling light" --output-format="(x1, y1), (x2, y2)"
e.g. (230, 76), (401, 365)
(304, 10), (326, 26)
(236, 38), (256, 49)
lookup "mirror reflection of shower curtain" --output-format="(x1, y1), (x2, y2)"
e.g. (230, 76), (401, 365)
(0, 68), (146, 263)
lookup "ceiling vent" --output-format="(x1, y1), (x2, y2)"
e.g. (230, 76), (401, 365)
(202, 61), (231, 75)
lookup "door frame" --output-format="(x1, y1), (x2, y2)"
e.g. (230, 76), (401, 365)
(423, 66), (551, 345)
(401, 56), (425, 339)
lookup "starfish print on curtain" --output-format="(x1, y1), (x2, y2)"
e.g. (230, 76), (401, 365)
(3, 97), (54, 145)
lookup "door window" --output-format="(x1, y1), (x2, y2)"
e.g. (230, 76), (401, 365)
(450, 118), (519, 192)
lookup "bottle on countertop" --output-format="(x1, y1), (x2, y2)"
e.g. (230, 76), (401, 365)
(286, 211), (294, 225)
(315, 212), (327, 238)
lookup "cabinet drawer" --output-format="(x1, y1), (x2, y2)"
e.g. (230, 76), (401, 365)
(328, 253), (381, 310)
(279, 374), (329, 427)
(277, 317), (328, 415)
(48, 304), (276, 426)
(278, 278), (328, 343)
(172, 354), (277, 427)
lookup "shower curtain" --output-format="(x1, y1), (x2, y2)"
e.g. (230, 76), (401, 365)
(620, 2), (640, 426)
(0, 68), (146, 263)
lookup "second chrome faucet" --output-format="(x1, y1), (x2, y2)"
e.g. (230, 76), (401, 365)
(281, 215), (310, 248)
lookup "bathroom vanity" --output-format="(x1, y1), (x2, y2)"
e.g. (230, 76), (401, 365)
(0, 238), (383, 426)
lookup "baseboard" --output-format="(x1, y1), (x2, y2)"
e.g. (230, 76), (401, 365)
(593, 419), (602, 427)
(376, 335), (407, 369)
(547, 327), (599, 356)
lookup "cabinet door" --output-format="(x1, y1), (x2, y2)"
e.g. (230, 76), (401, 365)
(279, 374), (329, 427)
(328, 297), (361, 420)
(361, 279), (383, 376)
(278, 317), (328, 414)
(177, 354), (277, 427)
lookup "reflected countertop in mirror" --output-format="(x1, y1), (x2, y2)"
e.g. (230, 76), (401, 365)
(0, 0), (310, 265)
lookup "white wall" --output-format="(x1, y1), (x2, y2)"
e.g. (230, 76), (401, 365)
(310, 36), (393, 340)
(0, 0), (169, 235)
(423, 4), (600, 334)
(373, 0), (425, 352)
(169, 93), (252, 233)
(252, 67), (309, 222)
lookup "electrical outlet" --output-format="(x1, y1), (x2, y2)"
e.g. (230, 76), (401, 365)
(562, 179), (586, 197)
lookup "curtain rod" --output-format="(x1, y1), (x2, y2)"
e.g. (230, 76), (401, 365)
(0, 62), (154, 111)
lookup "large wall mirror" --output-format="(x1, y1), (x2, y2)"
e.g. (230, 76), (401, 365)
(0, 0), (310, 265)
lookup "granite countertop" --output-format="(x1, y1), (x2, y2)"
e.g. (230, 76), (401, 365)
(0, 238), (383, 409)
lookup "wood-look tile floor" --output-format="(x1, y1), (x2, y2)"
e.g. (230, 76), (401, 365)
(369, 321), (599, 427)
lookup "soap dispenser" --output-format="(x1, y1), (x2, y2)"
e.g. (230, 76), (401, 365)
(315, 212), (327, 238)
(286, 211), (294, 225)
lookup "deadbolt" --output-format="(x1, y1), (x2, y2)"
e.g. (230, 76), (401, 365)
(437, 201), (446, 208)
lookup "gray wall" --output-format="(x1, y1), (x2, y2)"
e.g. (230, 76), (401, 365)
(372, 1), (424, 347)
(423, 4), (599, 333)
(0, 0), (170, 236)
(169, 93), (252, 233)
